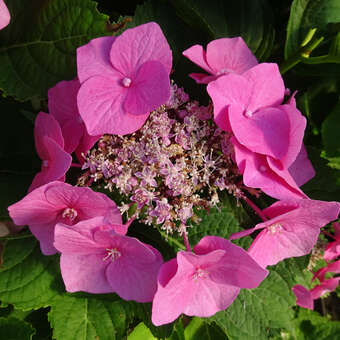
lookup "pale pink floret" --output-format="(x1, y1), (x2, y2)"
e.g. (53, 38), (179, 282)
(230, 199), (340, 268)
(324, 222), (340, 261)
(183, 37), (258, 84)
(231, 137), (307, 201)
(54, 216), (163, 302)
(29, 112), (72, 193)
(8, 181), (120, 255)
(151, 236), (268, 326)
(77, 22), (172, 136)
(48, 79), (100, 163)
(0, 0), (10, 30)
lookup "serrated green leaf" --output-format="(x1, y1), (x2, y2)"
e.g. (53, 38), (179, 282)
(188, 196), (253, 249)
(0, 316), (35, 340)
(49, 293), (131, 340)
(292, 309), (340, 340)
(209, 256), (311, 340)
(170, 0), (275, 61)
(0, 238), (63, 310)
(128, 322), (156, 340)
(285, 0), (340, 59)
(0, 0), (109, 101)
(184, 317), (227, 340)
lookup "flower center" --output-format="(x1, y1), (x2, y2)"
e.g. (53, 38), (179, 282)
(62, 207), (78, 221)
(244, 109), (253, 118)
(192, 267), (209, 281)
(267, 223), (283, 234)
(103, 248), (121, 261)
(121, 77), (132, 88)
(259, 165), (267, 172)
(42, 160), (49, 167)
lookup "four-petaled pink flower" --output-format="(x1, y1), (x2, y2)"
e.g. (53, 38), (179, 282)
(29, 112), (72, 193)
(183, 37), (258, 84)
(151, 236), (268, 325)
(0, 0), (10, 30)
(54, 216), (163, 302)
(8, 181), (119, 255)
(48, 79), (101, 163)
(77, 22), (172, 136)
(230, 199), (340, 268)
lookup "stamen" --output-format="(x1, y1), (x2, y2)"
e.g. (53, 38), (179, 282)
(245, 110), (253, 118)
(42, 160), (49, 167)
(62, 207), (78, 221)
(103, 248), (121, 261)
(192, 267), (209, 281)
(259, 165), (267, 172)
(122, 77), (132, 88)
(268, 223), (283, 234)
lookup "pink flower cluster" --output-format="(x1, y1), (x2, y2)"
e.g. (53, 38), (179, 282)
(7, 22), (340, 326)
(292, 222), (340, 310)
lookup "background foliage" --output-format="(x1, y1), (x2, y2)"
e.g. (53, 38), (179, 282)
(1, 0), (340, 339)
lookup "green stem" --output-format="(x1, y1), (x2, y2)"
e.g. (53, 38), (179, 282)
(159, 230), (186, 250)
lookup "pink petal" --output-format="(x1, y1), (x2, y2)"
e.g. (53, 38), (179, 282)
(193, 236), (268, 288)
(232, 137), (306, 200)
(34, 112), (64, 160)
(288, 144), (315, 186)
(60, 253), (112, 293)
(182, 44), (214, 74)
(205, 37), (258, 75)
(60, 119), (84, 154)
(110, 22), (172, 76)
(324, 241), (340, 261)
(48, 79), (81, 127)
(310, 278), (340, 299)
(188, 73), (217, 84)
(29, 136), (72, 192)
(54, 222), (104, 255)
(248, 199), (340, 267)
(75, 132), (100, 164)
(0, 0), (10, 30)
(124, 60), (170, 115)
(30, 223), (57, 255)
(78, 75), (149, 135)
(292, 285), (314, 310)
(77, 36), (117, 83)
(228, 105), (290, 160)
(105, 236), (162, 302)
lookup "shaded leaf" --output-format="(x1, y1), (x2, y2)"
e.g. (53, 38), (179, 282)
(0, 317), (35, 340)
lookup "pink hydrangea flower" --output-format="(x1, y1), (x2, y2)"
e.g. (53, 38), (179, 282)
(183, 37), (258, 84)
(0, 0), (10, 30)
(77, 22), (172, 136)
(230, 199), (340, 268)
(8, 181), (119, 255)
(54, 216), (163, 302)
(151, 236), (268, 325)
(207, 63), (306, 169)
(324, 222), (340, 261)
(29, 112), (72, 193)
(48, 79), (100, 163)
(231, 137), (307, 201)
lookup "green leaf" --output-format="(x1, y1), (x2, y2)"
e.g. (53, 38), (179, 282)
(128, 322), (156, 340)
(322, 100), (340, 158)
(188, 196), (253, 249)
(209, 256), (309, 340)
(170, 0), (275, 60)
(0, 0), (109, 101)
(184, 317), (227, 340)
(285, 0), (340, 59)
(292, 309), (340, 340)
(48, 293), (132, 340)
(0, 238), (63, 310)
(0, 317), (35, 340)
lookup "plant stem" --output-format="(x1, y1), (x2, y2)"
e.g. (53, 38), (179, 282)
(243, 196), (268, 222)
(183, 232), (191, 252)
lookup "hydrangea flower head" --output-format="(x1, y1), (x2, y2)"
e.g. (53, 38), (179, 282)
(54, 216), (163, 302)
(48, 79), (100, 163)
(29, 112), (72, 192)
(8, 181), (119, 255)
(0, 0), (10, 30)
(230, 199), (340, 268)
(151, 236), (268, 325)
(183, 37), (258, 84)
(77, 22), (172, 136)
